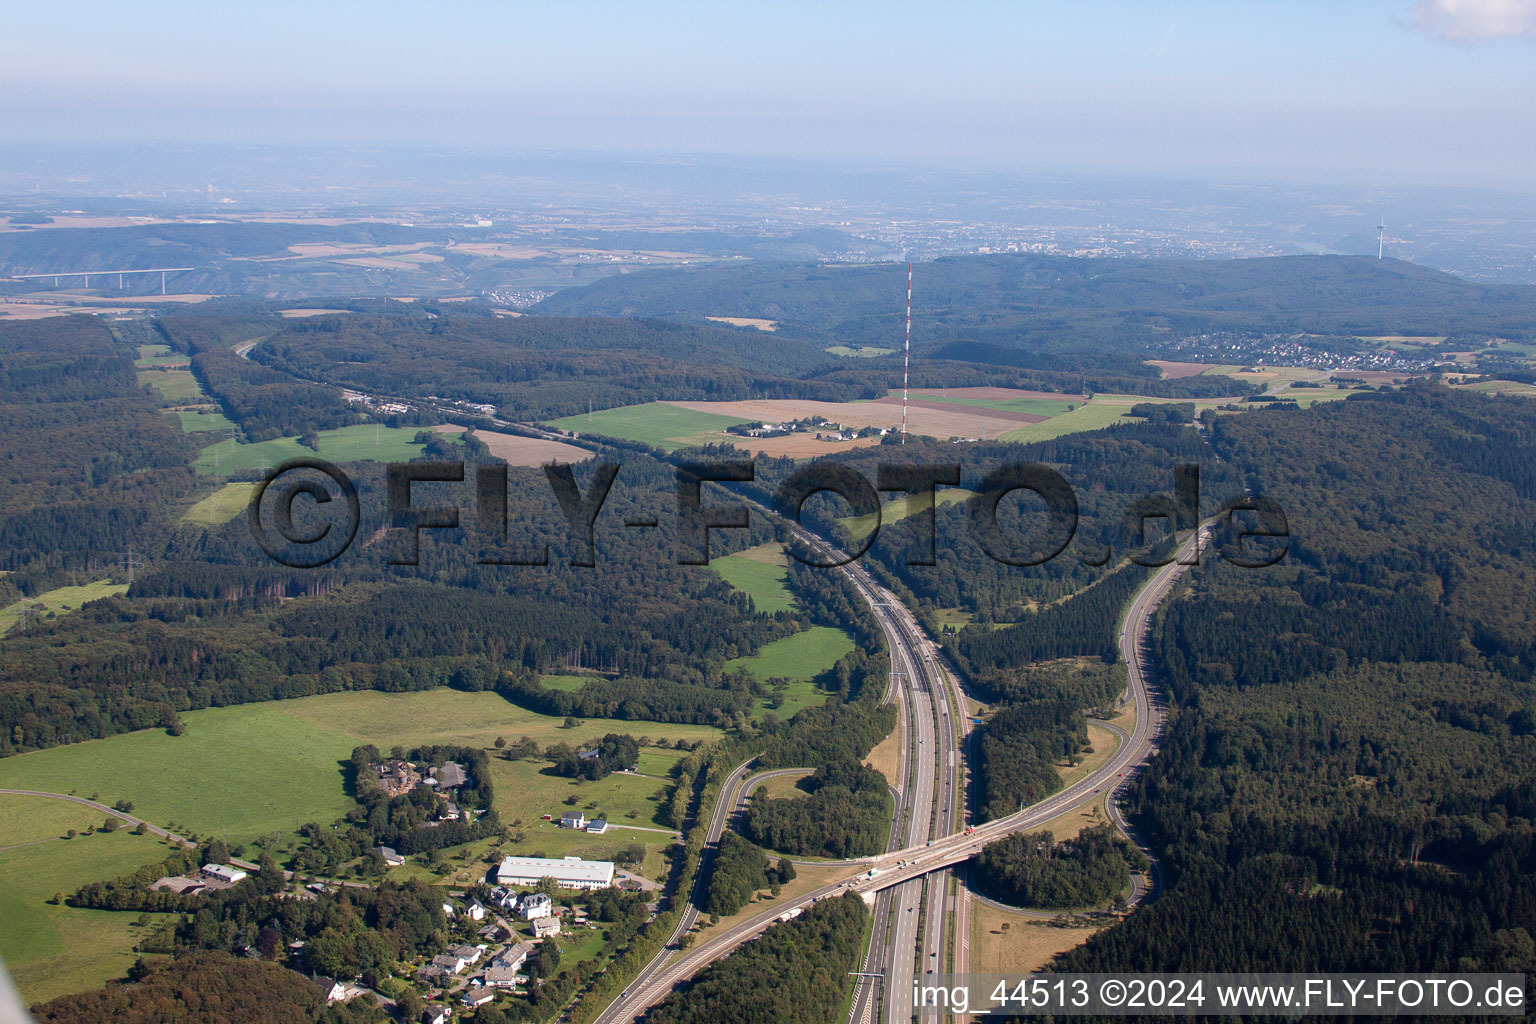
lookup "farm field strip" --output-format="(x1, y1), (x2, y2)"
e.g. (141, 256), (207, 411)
(0, 580), (128, 636)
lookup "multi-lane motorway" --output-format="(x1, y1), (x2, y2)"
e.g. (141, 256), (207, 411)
(594, 521), (1205, 1023)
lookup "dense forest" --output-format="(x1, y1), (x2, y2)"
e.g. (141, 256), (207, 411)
(0, 318), (198, 589)
(1055, 385), (1536, 986)
(537, 254), (1536, 384)
(641, 894), (868, 1024)
(974, 825), (1148, 909)
(0, 447), (811, 754)
(741, 758), (892, 858)
(30, 952), (383, 1024)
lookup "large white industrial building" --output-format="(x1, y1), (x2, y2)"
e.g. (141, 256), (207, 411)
(496, 855), (615, 890)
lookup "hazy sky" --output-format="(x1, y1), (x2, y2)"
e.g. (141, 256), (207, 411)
(4, 0), (1534, 187)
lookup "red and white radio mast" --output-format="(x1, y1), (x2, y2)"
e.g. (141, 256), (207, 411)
(901, 261), (912, 444)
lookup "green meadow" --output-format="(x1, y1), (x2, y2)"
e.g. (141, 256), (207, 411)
(0, 795), (172, 1004)
(194, 424), (461, 475)
(841, 488), (976, 542)
(0, 580), (128, 636)
(137, 368), (203, 403)
(181, 481), (257, 526)
(726, 625), (856, 719)
(907, 391), (1078, 417)
(825, 345), (895, 358)
(998, 401), (1136, 442)
(0, 689), (720, 845)
(174, 408), (235, 432)
(547, 402), (753, 450)
(707, 543), (797, 614)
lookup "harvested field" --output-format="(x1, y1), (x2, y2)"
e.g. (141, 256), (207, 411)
(723, 433), (884, 459)
(447, 242), (551, 259)
(908, 386), (1087, 402)
(664, 398), (1024, 440)
(1340, 370), (1424, 385)
(278, 308), (352, 318)
(1146, 359), (1220, 379)
(433, 426), (591, 465)
(288, 242), (434, 258)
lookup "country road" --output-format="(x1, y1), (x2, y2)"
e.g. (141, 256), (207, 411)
(0, 789), (194, 848)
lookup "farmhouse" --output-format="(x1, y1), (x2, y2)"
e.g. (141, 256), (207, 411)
(496, 854), (614, 890)
(559, 811), (586, 830)
(371, 845), (406, 867)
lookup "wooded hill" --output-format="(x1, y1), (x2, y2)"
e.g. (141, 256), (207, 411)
(1056, 385), (1536, 983)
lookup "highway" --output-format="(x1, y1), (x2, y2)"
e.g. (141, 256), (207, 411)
(591, 525), (1204, 1023)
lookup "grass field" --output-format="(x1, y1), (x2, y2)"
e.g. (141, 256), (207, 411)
(863, 714), (903, 787)
(997, 402), (1135, 442)
(907, 392), (1077, 417)
(968, 899), (1105, 974)
(547, 402), (753, 451)
(707, 543), (797, 614)
(841, 488), (976, 542)
(134, 344), (188, 368)
(137, 368), (203, 402)
(0, 689), (721, 845)
(181, 481), (256, 526)
(174, 408), (235, 433)
(0, 580), (128, 636)
(0, 795), (171, 1003)
(757, 771), (812, 800)
(726, 625), (855, 718)
(538, 674), (591, 693)
(195, 424), (462, 475)
(1456, 380), (1536, 398)
(825, 345), (895, 357)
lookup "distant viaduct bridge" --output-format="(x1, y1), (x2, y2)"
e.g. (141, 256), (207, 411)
(8, 267), (194, 294)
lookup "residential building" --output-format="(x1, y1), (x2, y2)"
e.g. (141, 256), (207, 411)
(431, 954), (469, 974)
(447, 944), (483, 966)
(482, 965), (522, 989)
(423, 1009), (451, 1024)
(314, 977), (347, 1003)
(559, 811), (586, 830)
(518, 893), (553, 920)
(491, 942), (532, 972)
(371, 846), (405, 867)
(465, 900), (486, 921)
(531, 916), (561, 938)
(460, 987), (495, 1008)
